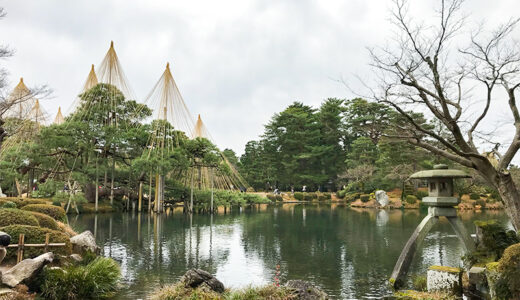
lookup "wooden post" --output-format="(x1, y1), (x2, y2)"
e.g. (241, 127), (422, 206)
(210, 168), (214, 214)
(138, 181), (143, 212)
(17, 234), (25, 263)
(190, 171), (194, 213)
(110, 157), (115, 205)
(148, 173), (153, 213)
(154, 173), (159, 212)
(44, 233), (50, 252)
(95, 153), (99, 213)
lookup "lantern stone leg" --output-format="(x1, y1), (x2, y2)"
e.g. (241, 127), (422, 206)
(447, 216), (476, 253)
(390, 214), (438, 288)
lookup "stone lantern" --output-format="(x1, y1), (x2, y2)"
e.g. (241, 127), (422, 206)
(390, 164), (475, 288)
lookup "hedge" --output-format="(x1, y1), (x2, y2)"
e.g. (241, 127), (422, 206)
(0, 198), (23, 208)
(19, 199), (51, 207)
(0, 225), (72, 260)
(28, 211), (59, 230)
(406, 195), (418, 204)
(293, 192), (303, 201)
(470, 193), (481, 200)
(21, 204), (66, 220)
(0, 208), (40, 227)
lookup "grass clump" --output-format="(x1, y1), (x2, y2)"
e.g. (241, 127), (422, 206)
(293, 192), (303, 201)
(0, 208), (39, 227)
(412, 275), (427, 291)
(21, 204), (65, 221)
(0, 198), (23, 208)
(28, 211), (59, 230)
(0, 225), (71, 260)
(151, 283), (296, 300)
(40, 257), (121, 300)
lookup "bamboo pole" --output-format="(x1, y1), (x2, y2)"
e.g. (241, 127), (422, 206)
(16, 234), (24, 263)
(190, 171), (194, 213)
(110, 156), (115, 205)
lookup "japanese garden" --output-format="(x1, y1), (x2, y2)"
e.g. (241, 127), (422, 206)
(0, 0), (520, 299)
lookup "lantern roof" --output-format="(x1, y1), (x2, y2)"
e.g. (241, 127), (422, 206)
(409, 164), (471, 179)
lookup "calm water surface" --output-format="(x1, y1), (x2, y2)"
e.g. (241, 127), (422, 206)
(69, 204), (508, 299)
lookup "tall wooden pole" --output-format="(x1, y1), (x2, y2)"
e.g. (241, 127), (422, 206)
(110, 157), (115, 205)
(210, 168), (214, 214)
(154, 173), (159, 212)
(190, 171), (194, 213)
(148, 172), (152, 212)
(95, 154), (99, 213)
(138, 181), (143, 212)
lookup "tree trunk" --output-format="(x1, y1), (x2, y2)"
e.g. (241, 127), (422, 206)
(497, 172), (520, 231)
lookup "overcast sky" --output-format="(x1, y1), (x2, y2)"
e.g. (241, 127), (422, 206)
(0, 0), (518, 156)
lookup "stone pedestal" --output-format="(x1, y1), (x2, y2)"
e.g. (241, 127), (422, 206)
(427, 266), (462, 295)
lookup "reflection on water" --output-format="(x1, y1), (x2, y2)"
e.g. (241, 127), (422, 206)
(69, 205), (508, 299)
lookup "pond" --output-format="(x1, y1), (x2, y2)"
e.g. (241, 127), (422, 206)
(69, 204), (509, 299)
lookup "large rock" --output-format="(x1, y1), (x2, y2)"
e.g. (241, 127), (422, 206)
(285, 280), (328, 299)
(375, 190), (389, 208)
(0, 231), (11, 266)
(1, 252), (53, 288)
(180, 269), (225, 293)
(70, 230), (100, 255)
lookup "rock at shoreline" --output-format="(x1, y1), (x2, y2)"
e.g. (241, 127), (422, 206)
(375, 190), (389, 208)
(1, 252), (54, 288)
(286, 280), (328, 299)
(181, 269), (225, 293)
(70, 230), (100, 255)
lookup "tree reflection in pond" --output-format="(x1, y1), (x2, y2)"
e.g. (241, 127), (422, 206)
(69, 205), (508, 299)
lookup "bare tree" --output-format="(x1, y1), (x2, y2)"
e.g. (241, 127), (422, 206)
(368, 0), (520, 230)
(0, 7), (49, 152)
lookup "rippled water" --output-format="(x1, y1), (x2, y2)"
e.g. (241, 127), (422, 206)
(69, 204), (508, 299)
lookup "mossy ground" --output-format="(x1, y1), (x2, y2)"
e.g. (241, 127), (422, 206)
(151, 283), (297, 300)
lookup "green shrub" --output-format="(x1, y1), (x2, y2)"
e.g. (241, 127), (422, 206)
(495, 243), (520, 299)
(0, 208), (39, 227)
(415, 190), (429, 200)
(40, 257), (121, 300)
(474, 220), (519, 259)
(406, 195), (418, 204)
(475, 199), (486, 208)
(470, 193), (480, 200)
(336, 189), (347, 199)
(317, 195), (327, 201)
(19, 199), (50, 207)
(308, 192), (317, 199)
(360, 194), (370, 203)
(52, 191), (69, 203)
(303, 193), (313, 201)
(52, 200), (62, 207)
(345, 192), (361, 202)
(1, 201), (17, 208)
(412, 275), (427, 291)
(28, 211), (59, 230)
(0, 225), (71, 260)
(293, 192), (303, 201)
(21, 204), (65, 220)
(32, 179), (63, 198)
(323, 193), (332, 199)
(275, 195), (283, 201)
